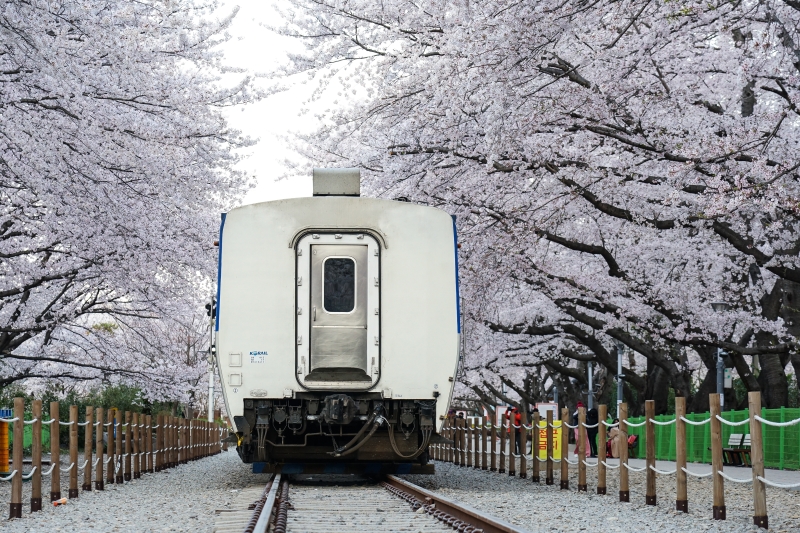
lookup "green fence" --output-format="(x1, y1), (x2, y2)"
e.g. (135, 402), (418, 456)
(623, 407), (800, 470)
(8, 418), (52, 451)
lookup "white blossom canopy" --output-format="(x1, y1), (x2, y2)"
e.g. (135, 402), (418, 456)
(272, 0), (800, 411)
(1, 0), (258, 401)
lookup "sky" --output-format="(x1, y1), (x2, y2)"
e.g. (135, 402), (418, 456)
(218, 1), (317, 205)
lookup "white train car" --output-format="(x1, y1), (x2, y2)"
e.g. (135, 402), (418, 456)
(215, 169), (459, 473)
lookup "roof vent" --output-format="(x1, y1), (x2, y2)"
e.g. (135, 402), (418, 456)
(312, 168), (360, 197)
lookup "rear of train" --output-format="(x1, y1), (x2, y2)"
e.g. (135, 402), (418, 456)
(215, 169), (460, 474)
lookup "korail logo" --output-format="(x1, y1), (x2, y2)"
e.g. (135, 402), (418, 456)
(250, 350), (267, 363)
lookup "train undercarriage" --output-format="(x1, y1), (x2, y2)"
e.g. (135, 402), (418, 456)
(232, 394), (441, 465)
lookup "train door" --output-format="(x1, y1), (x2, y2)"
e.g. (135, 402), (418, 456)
(296, 233), (380, 389)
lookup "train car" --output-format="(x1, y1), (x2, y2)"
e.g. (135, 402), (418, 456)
(215, 169), (459, 473)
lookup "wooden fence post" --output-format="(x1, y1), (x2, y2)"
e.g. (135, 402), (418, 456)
(105, 409), (115, 487)
(545, 410), (554, 485)
(438, 422), (442, 462)
(153, 415), (164, 472)
(444, 419), (450, 463)
(173, 416), (178, 465)
(645, 400), (656, 505)
(450, 419), (456, 465)
(50, 401), (61, 501)
(499, 416), (506, 473)
(710, 393), (725, 520)
(675, 397), (687, 512)
(597, 404), (607, 495)
(448, 418), (454, 465)
(490, 417), (497, 471)
(156, 414), (163, 471)
(466, 422), (472, 468)
(578, 406), (587, 491)
(619, 402), (629, 502)
(167, 416), (173, 468)
(95, 407), (104, 491)
(69, 405), (78, 498)
(481, 420), (488, 470)
(460, 418), (466, 467)
(31, 399), (43, 512)
(749, 391), (767, 529)
(82, 405), (93, 492)
(473, 421), (479, 469)
(164, 416), (169, 468)
(560, 407), (569, 490)
(520, 412), (528, 479)
(214, 409), (221, 453)
(509, 416), (516, 477)
(114, 409), (123, 484)
(532, 411), (540, 483)
(146, 415), (153, 473)
(132, 413), (140, 479)
(124, 411), (132, 481)
(9, 397), (23, 519)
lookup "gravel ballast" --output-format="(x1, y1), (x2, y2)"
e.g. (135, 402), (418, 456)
(5, 451), (800, 532)
(404, 460), (800, 533)
(2, 449), (260, 532)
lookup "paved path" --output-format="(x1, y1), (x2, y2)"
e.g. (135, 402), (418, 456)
(596, 457), (800, 490)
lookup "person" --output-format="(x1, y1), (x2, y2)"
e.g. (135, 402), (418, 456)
(512, 407), (522, 454)
(608, 418), (621, 458)
(586, 407), (599, 457)
(503, 406), (522, 454)
(572, 401), (591, 456)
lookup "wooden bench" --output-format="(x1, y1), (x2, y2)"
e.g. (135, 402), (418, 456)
(722, 433), (751, 466)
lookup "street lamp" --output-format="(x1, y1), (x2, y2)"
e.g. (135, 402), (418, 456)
(711, 302), (731, 408)
(615, 340), (625, 418)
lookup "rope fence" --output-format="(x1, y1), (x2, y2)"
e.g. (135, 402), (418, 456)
(431, 392), (797, 530)
(1, 397), (228, 520)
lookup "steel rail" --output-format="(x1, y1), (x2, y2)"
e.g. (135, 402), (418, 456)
(252, 473), (281, 533)
(383, 474), (532, 533)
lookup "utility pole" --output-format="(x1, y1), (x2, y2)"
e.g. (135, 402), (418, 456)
(717, 347), (725, 408)
(206, 296), (216, 422)
(616, 342), (624, 419)
(710, 302), (730, 409)
(587, 362), (594, 410)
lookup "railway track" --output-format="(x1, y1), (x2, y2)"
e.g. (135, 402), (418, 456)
(213, 473), (528, 533)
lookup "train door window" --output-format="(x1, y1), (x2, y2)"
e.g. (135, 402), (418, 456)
(323, 257), (355, 313)
(296, 233), (380, 390)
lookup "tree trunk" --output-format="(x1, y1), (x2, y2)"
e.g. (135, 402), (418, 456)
(757, 355), (789, 408)
(645, 360), (671, 415)
(690, 368), (716, 413)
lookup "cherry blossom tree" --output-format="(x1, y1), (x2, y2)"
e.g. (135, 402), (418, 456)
(273, 0), (800, 411)
(1, 0), (256, 398)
